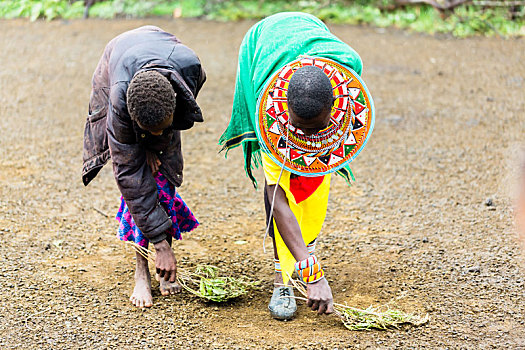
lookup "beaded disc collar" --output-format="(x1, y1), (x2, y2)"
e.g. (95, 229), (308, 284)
(256, 56), (375, 176)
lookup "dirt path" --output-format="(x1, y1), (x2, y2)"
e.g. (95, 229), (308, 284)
(0, 18), (524, 349)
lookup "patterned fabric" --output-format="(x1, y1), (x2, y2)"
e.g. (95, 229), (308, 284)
(218, 12), (365, 186)
(256, 56), (374, 178)
(289, 175), (325, 204)
(294, 255), (325, 284)
(116, 172), (199, 247)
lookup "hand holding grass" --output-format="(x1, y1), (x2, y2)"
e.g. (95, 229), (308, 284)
(128, 242), (259, 302)
(287, 274), (429, 331)
(306, 277), (334, 315)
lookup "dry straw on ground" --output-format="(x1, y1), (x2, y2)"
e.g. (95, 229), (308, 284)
(126, 241), (259, 302)
(287, 274), (429, 331)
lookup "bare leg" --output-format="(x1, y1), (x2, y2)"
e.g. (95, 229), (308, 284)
(265, 185), (296, 320)
(156, 235), (182, 296)
(272, 238), (284, 285)
(130, 250), (153, 308)
(264, 182), (283, 285)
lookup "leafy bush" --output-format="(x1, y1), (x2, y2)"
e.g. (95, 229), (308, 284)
(0, 0), (523, 37)
(0, 0), (84, 21)
(89, 0), (164, 18)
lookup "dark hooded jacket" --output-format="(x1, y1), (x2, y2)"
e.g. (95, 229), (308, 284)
(82, 26), (206, 244)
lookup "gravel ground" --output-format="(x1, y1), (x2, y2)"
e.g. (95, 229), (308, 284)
(0, 18), (524, 349)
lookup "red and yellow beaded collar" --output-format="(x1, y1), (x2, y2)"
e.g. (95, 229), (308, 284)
(256, 56), (375, 176)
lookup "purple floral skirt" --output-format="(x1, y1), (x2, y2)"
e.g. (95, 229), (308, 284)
(116, 172), (199, 247)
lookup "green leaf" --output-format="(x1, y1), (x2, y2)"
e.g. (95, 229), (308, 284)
(30, 2), (43, 21)
(212, 288), (227, 295)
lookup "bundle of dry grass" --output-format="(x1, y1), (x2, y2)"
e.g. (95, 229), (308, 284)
(334, 304), (429, 331)
(287, 276), (429, 331)
(126, 242), (259, 302)
(177, 264), (259, 302)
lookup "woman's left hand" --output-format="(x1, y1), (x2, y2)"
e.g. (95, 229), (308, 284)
(146, 151), (161, 175)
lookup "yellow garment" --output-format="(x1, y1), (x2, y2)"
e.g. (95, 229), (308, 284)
(262, 153), (331, 284)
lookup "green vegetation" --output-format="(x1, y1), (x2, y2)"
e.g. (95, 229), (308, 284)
(0, 0), (84, 21)
(0, 0), (523, 37)
(335, 303), (430, 331)
(177, 264), (260, 302)
(128, 242), (259, 302)
(288, 276), (430, 331)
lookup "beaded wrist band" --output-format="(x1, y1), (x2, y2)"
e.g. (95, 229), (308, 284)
(294, 255), (325, 284)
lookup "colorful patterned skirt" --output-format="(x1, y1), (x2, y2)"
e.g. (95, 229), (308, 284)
(116, 173), (199, 247)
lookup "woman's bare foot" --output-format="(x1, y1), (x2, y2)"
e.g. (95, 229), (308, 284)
(130, 251), (153, 308)
(156, 273), (182, 295)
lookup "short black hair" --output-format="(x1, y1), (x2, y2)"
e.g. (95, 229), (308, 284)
(287, 65), (333, 120)
(126, 70), (176, 128)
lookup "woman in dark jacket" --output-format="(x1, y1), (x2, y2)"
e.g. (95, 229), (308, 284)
(82, 26), (206, 307)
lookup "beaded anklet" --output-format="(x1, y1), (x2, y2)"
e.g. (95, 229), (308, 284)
(274, 258), (281, 273)
(274, 240), (315, 274)
(294, 255), (325, 284)
(307, 239), (316, 256)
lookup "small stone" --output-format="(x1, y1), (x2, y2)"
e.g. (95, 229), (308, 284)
(485, 198), (494, 206)
(468, 266), (481, 273)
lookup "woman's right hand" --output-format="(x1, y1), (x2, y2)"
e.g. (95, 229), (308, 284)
(146, 150), (161, 175)
(306, 277), (334, 315)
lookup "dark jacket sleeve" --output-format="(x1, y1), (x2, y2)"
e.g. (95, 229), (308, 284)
(107, 85), (171, 244)
(195, 65), (206, 98)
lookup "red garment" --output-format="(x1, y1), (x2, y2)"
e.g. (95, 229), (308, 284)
(289, 175), (325, 204)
